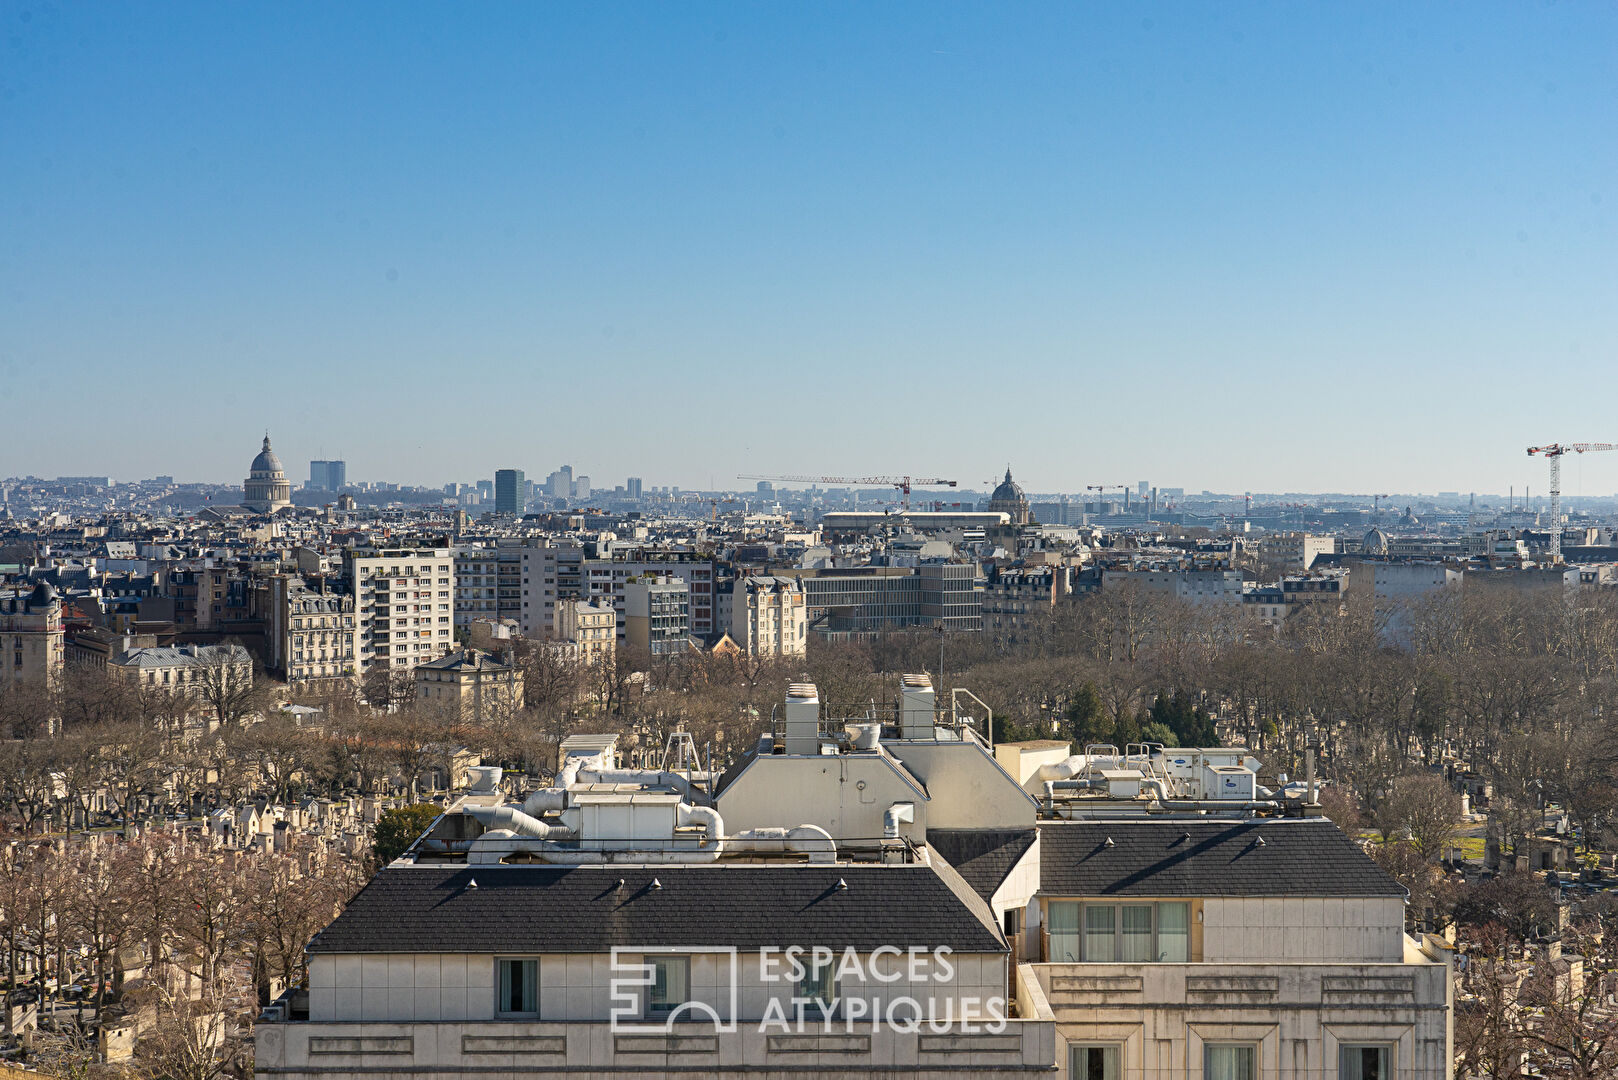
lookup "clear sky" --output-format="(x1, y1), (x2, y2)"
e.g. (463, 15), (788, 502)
(3, 2), (1614, 496)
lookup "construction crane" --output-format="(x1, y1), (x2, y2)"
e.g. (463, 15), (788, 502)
(1086, 484), (1131, 511)
(706, 497), (740, 522)
(1525, 443), (1618, 564)
(738, 474), (956, 512)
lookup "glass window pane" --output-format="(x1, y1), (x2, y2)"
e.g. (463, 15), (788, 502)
(798, 960), (837, 1011)
(1120, 905), (1154, 961)
(649, 956), (689, 1016)
(1158, 902), (1190, 962)
(1084, 905), (1116, 962)
(1048, 901), (1083, 962)
(498, 958), (537, 1015)
(1071, 1044), (1120, 1080)
(1340, 1045), (1389, 1080)
(1206, 1045), (1255, 1080)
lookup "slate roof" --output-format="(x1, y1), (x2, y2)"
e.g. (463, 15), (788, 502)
(928, 829), (1038, 903)
(1038, 819), (1407, 899)
(308, 864), (1007, 954)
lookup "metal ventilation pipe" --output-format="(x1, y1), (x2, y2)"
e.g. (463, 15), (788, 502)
(464, 805), (573, 840)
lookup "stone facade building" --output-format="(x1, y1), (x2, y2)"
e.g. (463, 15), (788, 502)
(0, 582), (64, 690)
(243, 435), (293, 514)
(414, 649), (523, 723)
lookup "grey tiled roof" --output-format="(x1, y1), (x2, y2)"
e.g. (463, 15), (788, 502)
(928, 829), (1038, 903)
(1037, 819), (1406, 899)
(308, 864), (1007, 954)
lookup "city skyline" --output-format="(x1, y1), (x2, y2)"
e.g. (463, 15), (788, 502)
(3, 4), (1614, 492)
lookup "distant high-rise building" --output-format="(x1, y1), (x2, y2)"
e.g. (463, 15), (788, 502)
(548, 465), (574, 498)
(1138, 481), (1151, 500)
(573, 475), (591, 500)
(756, 481), (775, 496)
(309, 460), (347, 491)
(495, 469), (526, 516)
(476, 479), (494, 500)
(627, 477), (643, 499)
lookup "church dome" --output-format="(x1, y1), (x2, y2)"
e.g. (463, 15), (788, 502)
(1363, 526), (1390, 556)
(987, 467), (1032, 525)
(990, 468), (1024, 504)
(250, 436), (286, 478)
(243, 433), (293, 513)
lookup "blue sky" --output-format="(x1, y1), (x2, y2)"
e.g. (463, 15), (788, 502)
(3, 2), (1614, 495)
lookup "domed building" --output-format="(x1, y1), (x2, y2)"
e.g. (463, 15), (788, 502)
(1362, 525), (1390, 557)
(243, 434), (293, 514)
(988, 467), (1032, 525)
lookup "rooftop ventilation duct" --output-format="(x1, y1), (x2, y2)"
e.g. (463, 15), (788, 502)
(783, 682), (821, 756)
(899, 674), (935, 741)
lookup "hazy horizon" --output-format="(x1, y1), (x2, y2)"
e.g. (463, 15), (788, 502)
(3, 4), (1614, 494)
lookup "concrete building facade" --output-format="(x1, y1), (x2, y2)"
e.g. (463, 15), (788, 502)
(347, 548), (456, 673)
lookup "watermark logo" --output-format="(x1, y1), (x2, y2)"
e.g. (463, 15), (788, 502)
(608, 945), (1007, 1035)
(610, 947), (739, 1033)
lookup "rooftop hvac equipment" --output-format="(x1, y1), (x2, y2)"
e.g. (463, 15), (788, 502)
(1202, 765), (1257, 801)
(899, 674), (935, 740)
(783, 683), (821, 756)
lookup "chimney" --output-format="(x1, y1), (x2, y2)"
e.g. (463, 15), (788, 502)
(1305, 746), (1318, 806)
(899, 674), (936, 741)
(783, 683), (821, 756)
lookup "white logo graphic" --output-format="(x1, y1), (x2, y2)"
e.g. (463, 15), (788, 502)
(609, 946), (739, 1033)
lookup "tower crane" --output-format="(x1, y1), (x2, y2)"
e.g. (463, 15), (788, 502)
(1086, 484), (1131, 510)
(737, 474), (956, 512)
(1525, 443), (1618, 564)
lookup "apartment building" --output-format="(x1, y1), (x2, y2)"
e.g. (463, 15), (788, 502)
(624, 575), (691, 656)
(1257, 532), (1335, 572)
(455, 544), (524, 634)
(260, 678), (1451, 1079)
(0, 582), (64, 690)
(982, 565), (1074, 633)
(519, 544), (716, 643)
(259, 574), (357, 686)
(1101, 569), (1244, 607)
(771, 563), (983, 639)
(346, 548), (456, 673)
(107, 643), (252, 696)
(554, 600), (616, 666)
(722, 576), (807, 658)
(415, 649), (523, 723)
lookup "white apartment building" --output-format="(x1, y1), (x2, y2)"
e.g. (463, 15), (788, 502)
(347, 547), (456, 673)
(259, 681), (1452, 1080)
(723, 576), (808, 658)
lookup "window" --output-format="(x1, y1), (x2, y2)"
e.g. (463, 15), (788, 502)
(1340, 1045), (1391, 1080)
(1052, 901), (1191, 962)
(1205, 1045), (1255, 1080)
(496, 958), (537, 1017)
(797, 958), (837, 1014)
(1070, 1045), (1120, 1080)
(646, 956), (689, 1018)
(1084, 905), (1116, 961)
